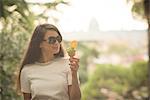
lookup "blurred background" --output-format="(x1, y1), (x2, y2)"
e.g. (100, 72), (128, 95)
(0, 0), (149, 100)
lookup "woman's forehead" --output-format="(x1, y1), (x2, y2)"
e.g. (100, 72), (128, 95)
(44, 30), (59, 37)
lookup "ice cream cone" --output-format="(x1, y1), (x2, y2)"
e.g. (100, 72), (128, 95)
(67, 40), (78, 57)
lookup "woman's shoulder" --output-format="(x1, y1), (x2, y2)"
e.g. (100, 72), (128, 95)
(57, 57), (70, 71)
(22, 63), (36, 72)
(57, 57), (69, 62)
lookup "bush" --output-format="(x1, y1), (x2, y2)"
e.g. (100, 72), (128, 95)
(81, 61), (148, 100)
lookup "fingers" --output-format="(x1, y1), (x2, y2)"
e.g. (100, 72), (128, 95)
(69, 64), (79, 71)
(69, 57), (79, 71)
(69, 61), (79, 67)
(69, 57), (79, 63)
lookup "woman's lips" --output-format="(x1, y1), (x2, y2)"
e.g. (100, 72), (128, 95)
(53, 47), (58, 50)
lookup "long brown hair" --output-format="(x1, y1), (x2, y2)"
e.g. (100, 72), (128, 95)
(16, 24), (65, 93)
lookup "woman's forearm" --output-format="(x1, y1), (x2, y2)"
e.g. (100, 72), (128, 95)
(70, 72), (81, 100)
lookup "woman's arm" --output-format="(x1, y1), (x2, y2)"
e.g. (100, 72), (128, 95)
(68, 72), (81, 100)
(23, 93), (31, 100)
(68, 57), (81, 100)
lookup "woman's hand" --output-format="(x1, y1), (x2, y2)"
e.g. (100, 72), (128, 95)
(69, 57), (79, 73)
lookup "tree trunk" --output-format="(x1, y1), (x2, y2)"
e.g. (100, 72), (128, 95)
(147, 16), (150, 99)
(147, 21), (150, 100)
(144, 0), (150, 98)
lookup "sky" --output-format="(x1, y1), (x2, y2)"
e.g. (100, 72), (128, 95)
(27, 0), (148, 32)
(57, 0), (148, 32)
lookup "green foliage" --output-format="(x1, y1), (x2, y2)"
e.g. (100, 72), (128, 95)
(128, 0), (149, 21)
(132, 1), (145, 20)
(1, 0), (34, 32)
(107, 43), (142, 56)
(130, 61), (148, 86)
(81, 61), (148, 100)
(78, 42), (99, 84)
(0, 0), (32, 99)
(0, 0), (68, 99)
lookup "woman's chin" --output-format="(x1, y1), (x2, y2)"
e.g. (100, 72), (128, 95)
(53, 50), (59, 55)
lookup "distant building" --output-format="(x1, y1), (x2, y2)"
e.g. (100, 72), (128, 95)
(88, 17), (100, 34)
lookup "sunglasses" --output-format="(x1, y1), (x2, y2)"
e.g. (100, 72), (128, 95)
(43, 36), (62, 44)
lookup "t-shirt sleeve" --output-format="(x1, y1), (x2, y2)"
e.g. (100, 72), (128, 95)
(20, 67), (31, 93)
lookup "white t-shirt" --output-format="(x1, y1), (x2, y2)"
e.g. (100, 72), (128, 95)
(20, 58), (77, 100)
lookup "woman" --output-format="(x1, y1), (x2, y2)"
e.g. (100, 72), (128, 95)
(17, 24), (81, 100)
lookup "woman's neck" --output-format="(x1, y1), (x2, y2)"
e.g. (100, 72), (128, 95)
(40, 52), (54, 63)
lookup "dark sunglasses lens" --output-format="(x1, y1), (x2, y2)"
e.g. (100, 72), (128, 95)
(48, 37), (56, 44)
(56, 36), (62, 43)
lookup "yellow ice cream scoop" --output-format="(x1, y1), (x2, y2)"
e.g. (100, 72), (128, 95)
(70, 40), (78, 49)
(67, 40), (78, 57)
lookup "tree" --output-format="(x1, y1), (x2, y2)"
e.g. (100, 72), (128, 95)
(128, 0), (150, 97)
(82, 61), (148, 100)
(0, 0), (68, 99)
(0, 1), (33, 99)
